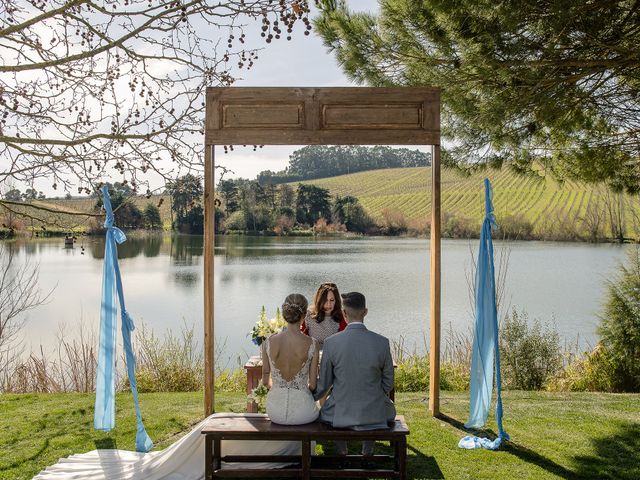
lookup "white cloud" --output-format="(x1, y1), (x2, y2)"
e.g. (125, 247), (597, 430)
(213, 146), (296, 181)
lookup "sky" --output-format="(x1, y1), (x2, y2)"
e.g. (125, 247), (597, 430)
(10, 0), (432, 194)
(214, 0), (386, 183)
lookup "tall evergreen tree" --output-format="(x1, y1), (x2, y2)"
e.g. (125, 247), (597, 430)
(332, 195), (360, 224)
(3, 188), (22, 202)
(332, 195), (372, 233)
(93, 185), (144, 229)
(316, 0), (640, 192)
(295, 184), (332, 225)
(166, 174), (203, 232)
(277, 184), (296, 209)
(271, 145), (430, 182)
(218, 179), (240, 215)
(143, 204), (163, 230)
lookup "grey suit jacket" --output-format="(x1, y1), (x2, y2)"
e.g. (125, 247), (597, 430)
(314, 322), (396, 428)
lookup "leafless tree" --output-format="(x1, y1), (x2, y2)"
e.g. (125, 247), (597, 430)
(0, 0), (313, 199)
(578, 189), (605, 242)
(0, 244), (52, 390)
(603, 187), (627, 243)
(626, 199), (640, 242)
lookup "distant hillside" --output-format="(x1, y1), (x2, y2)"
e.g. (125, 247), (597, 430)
(1, 195), (172, 233)
(299, 167), (640, 240)
(257, 145), (430, 184)
(5, 168), (640, 241)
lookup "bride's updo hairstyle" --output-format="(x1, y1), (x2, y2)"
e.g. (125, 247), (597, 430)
(282, 293), (308, 324)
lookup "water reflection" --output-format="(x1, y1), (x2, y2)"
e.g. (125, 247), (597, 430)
(171, 234), (203, 265)
(143, 234), (163, 257)
(173, 270), (200, 288)
(88, 233), (169, 259)
(3, 233), (631, 361)
(214, 234), (424, 261)
(23, 241), (38, 255)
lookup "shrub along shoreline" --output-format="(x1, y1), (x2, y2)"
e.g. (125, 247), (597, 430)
(0, 308), (633, 396)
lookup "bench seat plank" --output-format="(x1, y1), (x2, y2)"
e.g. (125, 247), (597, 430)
(201, 415), (408, 439)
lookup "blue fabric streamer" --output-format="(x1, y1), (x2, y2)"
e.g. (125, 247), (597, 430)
(94, 185), (153, 453)
(459, 179), (509, 450)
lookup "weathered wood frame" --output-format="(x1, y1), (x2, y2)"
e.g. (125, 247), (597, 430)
(203, 87), (441, 416)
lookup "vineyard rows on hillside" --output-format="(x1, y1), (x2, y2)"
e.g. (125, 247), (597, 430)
(302, 167), (640, 240)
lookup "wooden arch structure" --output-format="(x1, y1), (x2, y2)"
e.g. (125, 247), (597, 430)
(203, 87), (441, 416)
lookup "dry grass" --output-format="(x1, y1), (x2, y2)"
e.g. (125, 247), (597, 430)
(0, 194), (172, 234)
(2, 323), (97, 393)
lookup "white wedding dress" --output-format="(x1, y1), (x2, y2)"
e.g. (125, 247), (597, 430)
(36, 401), (323, 480)
(34, 342), (319, 480)
(34, 341), (320, 479)
(33, 412), (301, 479)
(265, 337), (320, 425)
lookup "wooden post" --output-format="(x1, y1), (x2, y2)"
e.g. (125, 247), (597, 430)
(204, 143), (215, 416)
(429, 144), (441, 416)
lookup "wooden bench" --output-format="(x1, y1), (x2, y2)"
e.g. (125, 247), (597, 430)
(201, 415), (409, 479)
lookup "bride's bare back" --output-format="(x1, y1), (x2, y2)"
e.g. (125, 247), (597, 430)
(262, 330), (319, 390)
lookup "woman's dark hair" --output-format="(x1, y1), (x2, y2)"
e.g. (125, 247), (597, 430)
(281, 293), (308, 324)
(311, 282), (345, 324)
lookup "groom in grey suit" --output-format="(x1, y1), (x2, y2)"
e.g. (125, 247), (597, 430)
(313, 291), (396, 455)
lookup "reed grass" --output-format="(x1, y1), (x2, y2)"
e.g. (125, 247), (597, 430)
(0, 316), (625, 396)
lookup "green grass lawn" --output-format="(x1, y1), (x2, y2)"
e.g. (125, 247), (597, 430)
(1, 391), (638, 479)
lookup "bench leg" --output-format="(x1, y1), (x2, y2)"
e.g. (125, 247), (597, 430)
(396, 436), (407, 480)
(205, 436), (212, 480)
(302, 440), (311, 480)
(392, 440), (398, 472)
(213, 438), (222, 476)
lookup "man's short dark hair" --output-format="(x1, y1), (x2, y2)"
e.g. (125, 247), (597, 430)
(341, 292), (366, 311)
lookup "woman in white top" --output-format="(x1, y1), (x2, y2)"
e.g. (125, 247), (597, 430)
(262, 293), (320, 425)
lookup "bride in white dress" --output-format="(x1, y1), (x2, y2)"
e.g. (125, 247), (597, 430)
(262, 293), (320, 425)
(34, 294), (319, 480)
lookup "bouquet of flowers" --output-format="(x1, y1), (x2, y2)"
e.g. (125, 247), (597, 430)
(249, 306), (287, 346)
(248, 379), (269, 413)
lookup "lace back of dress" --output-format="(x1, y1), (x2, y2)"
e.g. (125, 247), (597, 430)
(266, 338), (315, 391)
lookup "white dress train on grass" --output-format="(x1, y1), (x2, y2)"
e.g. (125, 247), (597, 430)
(33, 413), (301, 480)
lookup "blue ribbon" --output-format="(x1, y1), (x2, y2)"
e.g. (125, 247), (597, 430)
(459, 179), (509, 450)
(94, 185), (153, 452)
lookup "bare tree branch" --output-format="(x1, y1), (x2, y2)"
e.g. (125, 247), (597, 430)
(0, 0), (314, 195)
(0, 244), (53, 391)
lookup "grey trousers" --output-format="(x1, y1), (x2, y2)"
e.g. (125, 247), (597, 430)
(334, 440), (374, 455)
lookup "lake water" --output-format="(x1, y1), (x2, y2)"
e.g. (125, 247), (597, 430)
(4, 235), (632, 365)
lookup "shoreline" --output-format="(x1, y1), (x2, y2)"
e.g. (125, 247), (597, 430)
(2, 228), (638, 244)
